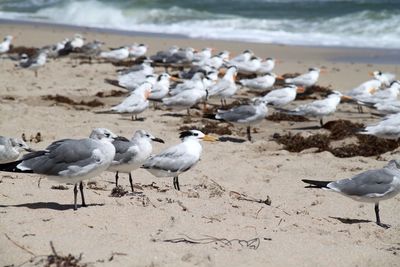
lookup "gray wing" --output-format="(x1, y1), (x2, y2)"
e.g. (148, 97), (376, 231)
(112, 139), (139, 164)
(20, 139), (100, 175)
(329, 168), (396, 196)
(217, 105), (256, 122)
(143, 144), (197, 172)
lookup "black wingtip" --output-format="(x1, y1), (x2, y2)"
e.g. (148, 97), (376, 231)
(0, 160), (33, 173)
(302, 179), (331, 188)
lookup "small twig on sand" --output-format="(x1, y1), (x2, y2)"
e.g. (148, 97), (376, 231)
(229, 191), (272, 206)
(4, 233), (36, 256)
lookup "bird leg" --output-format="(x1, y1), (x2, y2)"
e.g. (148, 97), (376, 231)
(246, 126), (252, 142)
(129, 172), (134, 192)
(79, 181), (87, 207)
(173, 176), (180, 191)
(73, 184), (78, 211)
(115, 171), (119, 186)
(375, 202), (390, 228)
(319, 118), (324, 127)
(187, 108), (191, 116)
(34, 70), (38, 78)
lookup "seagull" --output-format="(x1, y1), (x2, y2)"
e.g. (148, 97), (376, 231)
(150, 45), (179, 63)
(260, 84), (305, 107)
(240, 73), (280, 91)
(165, 47), (195, 64)
(0, 136), (32, 164)
(129, 43), (147, 58)
(142, 130), (216, 191)
(110, 82), (152, 120)
(302, 159), (400, 228)
(216, 98), (268, 141)
(0, 35), (13, 54)
(257, 57), (276, 74)
(45, 38), (69, 58)
(281, 91), (348, 126)
(19, 49), (48, 77)
(359, 113), (400, 139)
(208, 66), (238, 106)
(284, 67), (323, 87)
(0, 128), (117, 210)
(79, 40), (104, 58)
(371, 70), (396, 87)
(108, 130), (164, 192)
(170, 72), (207, 96)
(70, 34), (85, 49)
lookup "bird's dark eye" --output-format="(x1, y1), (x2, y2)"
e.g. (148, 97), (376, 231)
(105, 133), (110, 137)
(193, 133), (198, 136)
(146, 134), (150, 137)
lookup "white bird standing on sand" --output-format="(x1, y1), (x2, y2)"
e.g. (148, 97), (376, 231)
(357, 81), (400, 105)
(257, 57), (276, 74)
(260, 84), (305, 107)
(373, 100), (400, 115)
(284, 67), (322, 87)
(142, 130), (217, 191)
(208, 66), (238, 106)
(110, 82), (152, 120)
(170, 72), (206, 95)
(371, 70), (396, 87)
(19, 49), (48, 77)
(302, 159), (400, 228)
(129, 43), (147, 58)
(108, 130), (164, 192)
(195, 50), (230, 69)
(283, 91), (348, 126)
(162, 86), (208, 115)
(230, 49), (254, 64)
(0, 136), (32, 163)
(359, 113), (400, 139)
(70, 34), (85, 49)
(193, 47), (213, 62)
(216, 98), (268, 141)
(345, 78), (382, 113)
(240, 73), (279, 91)
(0, 35), (13, 54)
(114, 61), (154, 90)
(0, 128), (117, 210)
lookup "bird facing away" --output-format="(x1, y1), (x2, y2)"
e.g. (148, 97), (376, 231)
(0, 136), (32, 163)
(284, 67), (323, 87)
(142, 130), (217, 191)
(108, 130), (164, 192)
(302, 159), (400, 228)
(216, 98), (268, 141)
(260, 84), (305, 107)
(0, 128), (117, 210)
(359, 113), (400, 140)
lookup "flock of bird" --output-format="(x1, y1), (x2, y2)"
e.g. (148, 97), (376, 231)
(1, 33), (400, 228)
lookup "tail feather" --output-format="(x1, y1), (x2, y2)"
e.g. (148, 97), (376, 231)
(302, 179), (332, 188)
(104, 78), (126, 89)
(0, 160), (33, 173)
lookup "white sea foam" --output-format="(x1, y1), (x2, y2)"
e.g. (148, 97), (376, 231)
(1, 0), (399, 49)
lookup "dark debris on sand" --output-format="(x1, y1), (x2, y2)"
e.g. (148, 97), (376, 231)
(110, 186), (128, 198)
(273, 119), (400, 158)
(51, 185), (69, 190)
(95, 90), (126, 98)
(36, 241), (88, 267)
(179, 120), (233, 135)
(42, 94), (104, 108)
(8, 46), (38, 57)
(267, 112), (310, 122)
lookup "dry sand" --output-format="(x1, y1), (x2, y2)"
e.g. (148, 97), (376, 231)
(0, 23), (399, 267)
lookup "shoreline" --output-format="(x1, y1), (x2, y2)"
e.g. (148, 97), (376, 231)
(1, 18), (400, 65)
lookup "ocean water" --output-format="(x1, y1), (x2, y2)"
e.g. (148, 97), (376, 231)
(0, 0), (399, 49)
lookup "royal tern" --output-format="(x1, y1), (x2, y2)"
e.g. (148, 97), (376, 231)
(216, 98), (268, 141)
(359, 113), (400, 139)
(0, 136), (32, 164)
(193, 47), (213, 62)
(208, 66), (238, 106)
(150, 45), (179, 63)
(235, 56), (262, 75)
(373, 100), (400, 115)
(371, 70), (396, 87)
(302, 159), (400, 228)
(142, 130), (216, 191)
(257, 57), (276, 74)
(284, 67), (322, 87)
(148, 73), (171, 102)
(108, 130), (164, 192)
(230, 49), (254, 64)
(129, 43), (147, 58)
(345, 78), (382, 113)
(240, 73), (279, 91)
(165, 47), (195, 64)
(162, 86), (208, 115)
(260, 84), (305, 107)
(282, 91), (348, 126)
(0, 128), (117, 210)
(357, 80), (400, 105)
(110, 82), (152, 120)
(0, 35), (13, 54)
(99, 46), (130, 62)
(170, 72), (207, 96)
(194, 51), (229, 69)
(114, 61), (154, 90)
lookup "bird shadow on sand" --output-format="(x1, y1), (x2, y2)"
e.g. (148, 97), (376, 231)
(0, 202), (104, 211)
(218, 136), (247, 143)
(291, 125), (322, 131)
(161, 113), (186, 117)
(118, 117), (146, 122)
(330, 216), (371, 225)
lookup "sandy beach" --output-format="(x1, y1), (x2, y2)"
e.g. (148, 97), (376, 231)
(0, 22), (399, 267)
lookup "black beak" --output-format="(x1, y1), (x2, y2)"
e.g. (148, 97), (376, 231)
(152, 137), (165, 143)
(24, 148), (35, 152)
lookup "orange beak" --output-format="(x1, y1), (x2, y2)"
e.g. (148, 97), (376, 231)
(368, 71), (375, 77)
(341, 95), (352, 101)
(276, 75), (285, 80)
(296, 86), (305, 93)
(219, 68), (227, 76)
(170, 76), (182, 82)
(368, 87), (377, 94)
